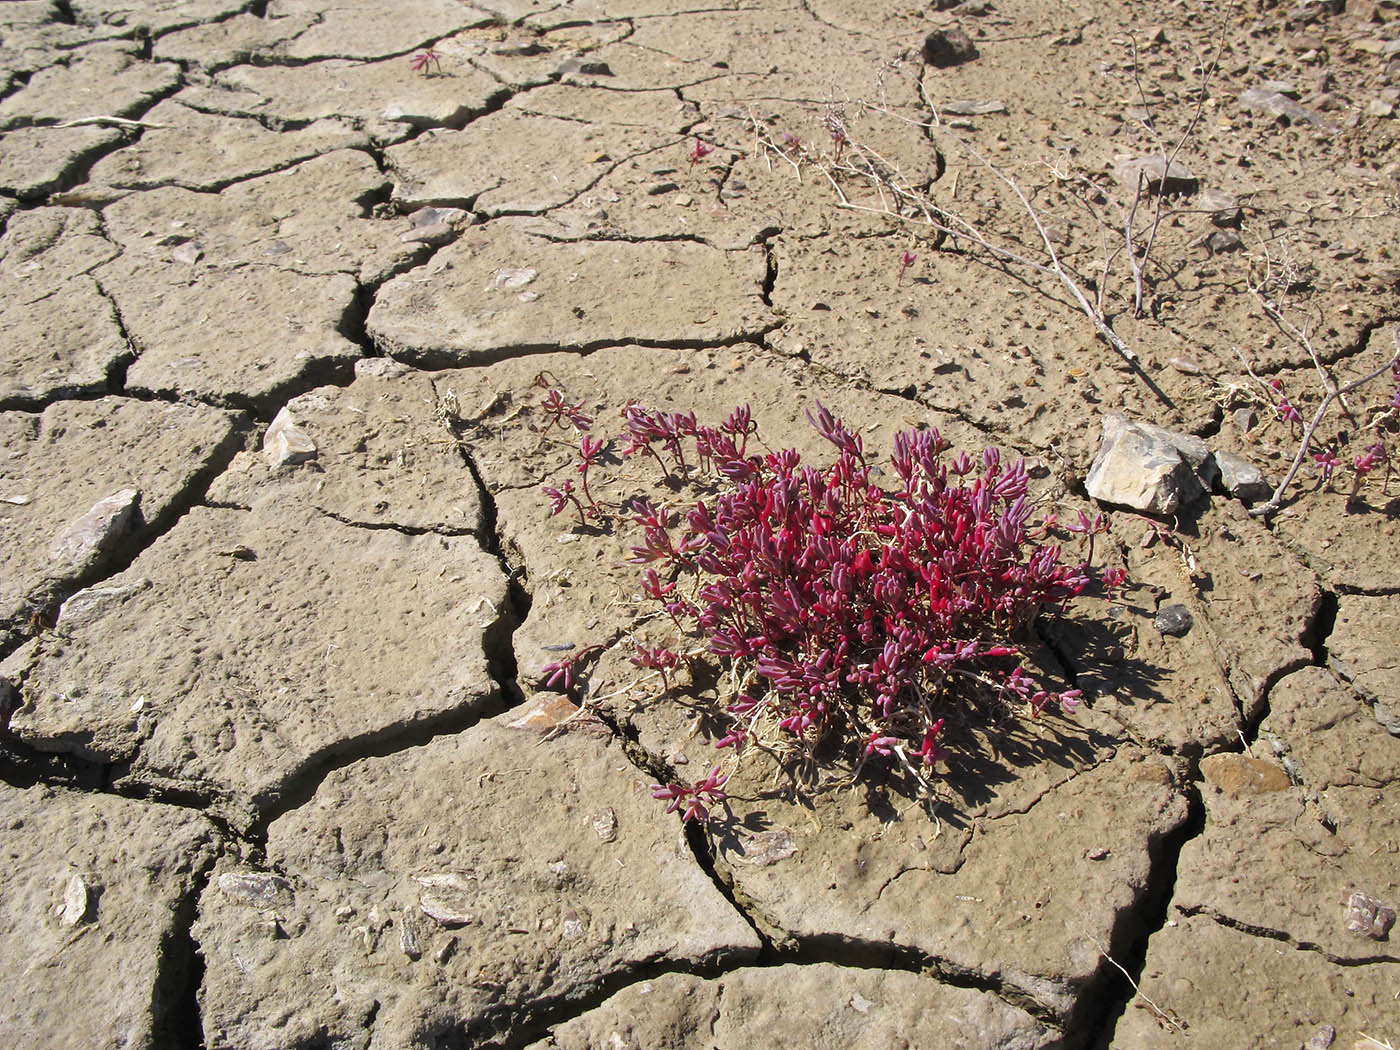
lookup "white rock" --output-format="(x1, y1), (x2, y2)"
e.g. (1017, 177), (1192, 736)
(59, 873), (91, 926)
(1085, 415), (1211, 515)
(353, 358), (411, 380)
(413, 872), (475, 927)
(47, 488), (140, 569)
(217, 871), (294, 909)
(487, 267), (536, 291)
(57, 578), (153, 628)
(263, 407), (317, 469)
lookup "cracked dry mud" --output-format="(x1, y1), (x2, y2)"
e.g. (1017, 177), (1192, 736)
(1, 1), (1398, 1048)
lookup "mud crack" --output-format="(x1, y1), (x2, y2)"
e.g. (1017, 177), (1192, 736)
(1175, 906), (1400, 967)
(1067, 782), (1206, 1049)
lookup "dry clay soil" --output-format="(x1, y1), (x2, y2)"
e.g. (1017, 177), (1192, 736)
(1, 0), (1399, 1048)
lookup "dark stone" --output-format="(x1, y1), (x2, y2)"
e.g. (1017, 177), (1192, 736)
(493, 41), (547, 57)
(1240, 86), (1328, 128)
(1114, 156), (1198, 197)
(1198, 187), (1242, 226)
(1214, 449), (1272, 504)
(556, 57), (614, 77)
(1206, 229), (1243, 255)
(1154, 603), (1193, 636)
(922, 27), (978, 68)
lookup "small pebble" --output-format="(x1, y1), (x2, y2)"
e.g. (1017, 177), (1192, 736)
(921, 27), (978, 68)
(1344, 891), (1396, 940)
(1207, 229), (1243, 254)
(1154, 603), (1193, 636)
(59, 874), (91, 926)
(591, 808), (618, 843)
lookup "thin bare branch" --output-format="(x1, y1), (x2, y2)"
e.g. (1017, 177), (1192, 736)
(53, 115), (167, 129)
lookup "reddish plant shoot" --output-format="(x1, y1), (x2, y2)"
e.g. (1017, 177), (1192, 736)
(410, 48), (443, 76)
(540, 644), (607, 692)
(687, 138), (714, 172)
(542, 479), (586, 527)
(1065, 509), (1110, 567)
(540, 388), (592, 432)
(1249, 328), (1400, 515)
(1270, 379), (1303, 434)
(630, 642), (682, 690)
(651, 766), (728, 823)
(1312, 446), (1342, 485)
(576, 435), (607, 515)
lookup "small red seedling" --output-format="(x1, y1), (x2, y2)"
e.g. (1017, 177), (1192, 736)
(410, 48), (443, 76)
(687, 138), (714, 172)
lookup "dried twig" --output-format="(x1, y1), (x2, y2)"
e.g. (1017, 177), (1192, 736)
(53, 115), (167, 129)
(1083, 930), (1188, 1035)
(1118, 4), (1231, 317)
(764, 98), (1141, 367)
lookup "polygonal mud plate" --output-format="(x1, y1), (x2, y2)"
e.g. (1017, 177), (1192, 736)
(193, 717), (760, 1050)
(1274, 488), (1400, 593)
(768, 231), (1210, 462)
(1239, 667), (1400, 937)
(0, 207), (120, 301)
(0, 43), (179, 130)
(801, 0), (933, 43)
(208, 364), (485, 535)
(705, 750), (1187, 1020)
(265, 0), (492, 61)
(0, 397), (240, 632)
(1262, 666), (1400, 845)
(1184, 746), (1399, 964)
(0, 276), (131, 407)
(526, 963), (1059, 1050)
(499, 133), (886, 252)
(65, 0), (250, 34)
(1044, 592), (1244, 757)
(100, 149), (433, 287)
(506, 82), (692, 132)
(460, 20), (632, 90)
(1045, 501), (1319, 753)
(96, 253), (361, 414)
(212, 54), (508, 142)
(1109, 911), (1399, 1049)
(152, 10), (319, 69)
(1329, 595), (1400, 729)
(85, 99), (366, 193)
(367, 221), (774, 366)
(0, 782), (218, 1050)
(1170, 501), (1321, 721)
(4, 499), (507, 821)
(622, 6), (899, 103)
(384, 110), (677, 214)
(0, 124), (125, 200)
(527, 33), (723, 92)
